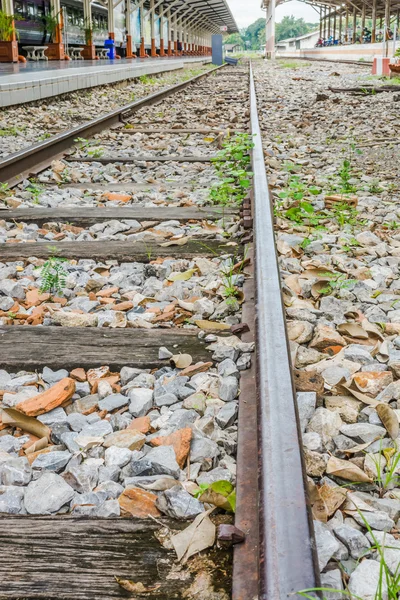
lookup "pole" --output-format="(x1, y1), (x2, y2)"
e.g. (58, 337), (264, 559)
(352, 7), (357, 43)
(345, 5), (349, 41)
(372, 0), (377, 42)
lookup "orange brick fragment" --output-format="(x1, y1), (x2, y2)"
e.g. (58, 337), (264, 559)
(112, 301), (133, 311)
(150, 428), (192, 468)
(118, 487), (160, 517)
(15, 378), (76, 417)
(96, 286), (119, 298)
(128, 416), (152, 434)
(70, 368), (87, 382)
(104, 192), (132, 203)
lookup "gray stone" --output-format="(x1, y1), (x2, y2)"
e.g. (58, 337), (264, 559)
(296, 392), (317, 433)
(352, 510), (394, 531)
(344, 345), (374, 365)
(306, 407), (342, 446)
(339, 423), (386, 443)
(80, 420), (113, 438)
(145, 446), (180, 479)
(71, 491), (107, 507)
(120, 367), (144, 386)
(302, 432), (323, 452)
(182, 392), (206, 414)
(104, 447), (132, 468)
(219, 376), (239, 402)
(128, 388), (153, 416)
(217, 359), (239, 379)
(24, 472), (75, 514)
(0, 485), (25, 514)
(313, 520), (340, 571)
(42, 367), (69, 384)
(95, 480), (124, 499)
(333, 524), (371, 559)
(158, 347), (173, 360)
(196, 467), (232, 486)
(62, 463), (99, 493)
(37, 407), (67, 426)
(321, 366), (351, 386)
(32, 451), (72, 473)
(366, 531), (400, 575)
(154, 392), (179, 407)
(216, 402), (238, 429)
(348, 560), (387, 600)
(98, 393), (129, 412)
(69, 394), (99, 414)
(320, 570), (344, 600)
(165, 409), (199, 432)
(60, 432), (80, 453)
(156, 485), (203, 519)
(211, 345), (239, 362)
(98, 465), (120, 483)
(0, 279), (25, 299)
(96, 499), (120, 517)
(66, 413), (88, 432)
(0, 435), (19, 454)
(0, 457), (32, 486)
(190, 438), (219, 464)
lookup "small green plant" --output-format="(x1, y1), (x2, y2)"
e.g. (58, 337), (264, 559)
(37, 253), (68, 295)
(368, 179), (383, 194)
(38, 132), (52, 141)
(318, 272), (357, 295)
(26, 181), (43, 204)
(6, 311), (17, 319)
(370, 442), (400, 493)
(335, 143), (362, 194)
(74, 137), (90, 150)
(0, 182), (10, 196)
(0, 10), (17, 42)
(329, 201), (359, 228)
(139, 74), (157, 84)
(39, 11), (61, 42)
(86, 146), (104, 158)
(382, 221), (400, 230)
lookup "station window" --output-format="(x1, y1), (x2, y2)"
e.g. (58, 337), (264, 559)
(27, 2), (36, 18)
(14, 1), (24, 18)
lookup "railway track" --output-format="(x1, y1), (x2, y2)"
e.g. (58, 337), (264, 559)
(0, 61), (323, 600)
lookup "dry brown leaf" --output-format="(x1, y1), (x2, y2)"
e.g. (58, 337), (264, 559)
(24, 437), (49, 455)
(160, 237), (189, 247)
(343, 441), (373, 454)
(300, 267), (337, 280)
(319, 484), (347, 516)
(170, 354), (192, 369)
(337, 323), (369, 340)
(194, 320), (231, 331)
(1, 408), (51, 440)
(284, 274), (302, 295)
(171, 509), (216, 564)
(341, 382), (379, 407)
(361, 319), (384, 341)
(114, 577), (160, 594)
(199, 488), (231, 511)
(376, 403), (399, 440)
(326, 456), (372, 483)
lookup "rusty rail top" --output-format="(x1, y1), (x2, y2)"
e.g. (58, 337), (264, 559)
(249, 62), (320, 599)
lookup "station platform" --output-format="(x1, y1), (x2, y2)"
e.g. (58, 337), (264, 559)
(0, 56), (211, 108)
(277, 41), (400, 64)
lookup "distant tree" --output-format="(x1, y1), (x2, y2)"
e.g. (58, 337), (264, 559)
(223, 32), (244, 46)
(245, 17), (266, 49)
(275, 16), (318, 41)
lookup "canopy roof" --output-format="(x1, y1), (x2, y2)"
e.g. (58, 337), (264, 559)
(142, 0), (239, 32)
(265, 0), (400, 21)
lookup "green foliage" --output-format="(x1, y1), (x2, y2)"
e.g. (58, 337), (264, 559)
(26, 181), (43, 204)
(209, 133), (254, 207)
(0, 126), (19, 136)
(275, 16), (318, 42)
(39, 11), (60, 41)
(38, 255), (68, 295)
(318, 272), (357, 296)
(0, 10), (16, 42)
(193, 480), (236, 512)
(86, 146), (104, 158)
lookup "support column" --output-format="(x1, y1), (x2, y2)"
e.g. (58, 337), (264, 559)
(167, 9), (172, 55)
(0, 0), (18, 62)
(323, 7), (327, 38)
(173, 12), (178, 54)
(150, 0), (157, 56)
(328, 8), (331, 37)
(372, 0), (377, 42)
(159, 10), (165, 56)
(333, 10), (337, 40)
(361, 3), (366, 42)
(319, 8), (323, 38)
(339, 10), (343, 41)
(385, 0), (391, 38)
(352, 7), (357, 43)
(108, 0), (115, 40)
(139, 0), (148, 57)
(125, 0), (135, 57)
(345, 6), (349, 41)
(265, 0), (276, 59)
(82, 0), (95, 59)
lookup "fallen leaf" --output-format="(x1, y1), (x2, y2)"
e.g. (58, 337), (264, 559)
(344, 441), (373, 454)
(1, 408), (51, 440)
(170, 354), (192, 369)
(160, 237), (189, 247)
(342, 492), (376, 513)
(24, 436), (49, 455)
(168, 269), (197, 282)
(141, 478), (180, 491)
(326, 456), (372, 483)
(171, 509), (216, 563)
(194, 320), (231, 331)
(300, 268), (337, 280)
(341, 382), (379, 407)
(376, 403), (399, 439)
(319, 484), (347, 516)
(114, 577), (160, 594)
(337, 323), (369, 339)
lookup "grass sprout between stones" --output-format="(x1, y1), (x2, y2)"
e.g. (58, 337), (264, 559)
(37, 249), (68, 296)
(296, 508), (400, 600)
(209, 133), (254, 207)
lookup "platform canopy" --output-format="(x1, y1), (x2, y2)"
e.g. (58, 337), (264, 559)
(146, 0), (239, 32)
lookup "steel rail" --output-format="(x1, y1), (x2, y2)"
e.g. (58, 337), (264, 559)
(0, 62), (227, 186)
(279, 56), (372, 66)
(249, 62), (321, 599)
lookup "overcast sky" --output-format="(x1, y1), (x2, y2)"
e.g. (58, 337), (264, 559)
(228, 0), (318, 29)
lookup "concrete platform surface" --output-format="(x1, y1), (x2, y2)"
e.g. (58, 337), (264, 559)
(0, 56), (211, 107)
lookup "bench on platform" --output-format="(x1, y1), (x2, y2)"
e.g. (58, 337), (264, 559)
(22, 46), (48, 61)
(97, 48), (109, 59)
(70, 47), (84, 59)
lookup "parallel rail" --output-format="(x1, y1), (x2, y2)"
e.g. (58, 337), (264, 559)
(249, 63), (320, 598)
